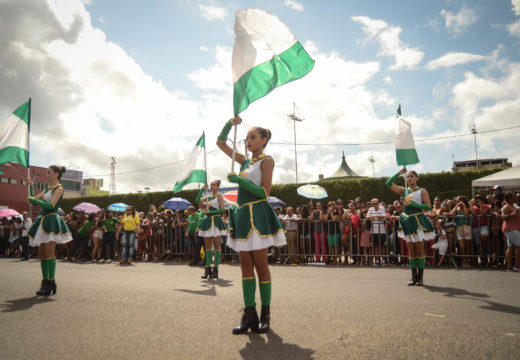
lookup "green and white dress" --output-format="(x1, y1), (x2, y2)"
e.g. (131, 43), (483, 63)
(28, 185), (72, 246)
(197, 194), (227, 237)
(227, 156), (286, 252)
(398, 187), (435, 243)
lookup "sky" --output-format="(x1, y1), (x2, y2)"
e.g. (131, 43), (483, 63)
(1, 0), (520, 194)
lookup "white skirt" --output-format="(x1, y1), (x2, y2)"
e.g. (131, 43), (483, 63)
(431, 239), (448, 256)
(93, 230), (104, 239)
(199, 224), (227, 238)
(227, 229), (286, 252)
(29, 224), (73, 247)
(399, 227), (436, 243)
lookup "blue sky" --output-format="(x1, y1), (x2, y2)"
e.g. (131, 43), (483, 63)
(1, 0), (519, 193)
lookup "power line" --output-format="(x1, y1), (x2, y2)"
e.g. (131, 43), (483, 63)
(89, 124), (520, 177)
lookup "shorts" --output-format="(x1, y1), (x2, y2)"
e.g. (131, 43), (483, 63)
(505, 230), (520, 247)
(445, 222), (456, 233)
(327, 233), (340, 247)
(371, 233), (386, 247)
(456, 225), (471, 240)
(471, 226), (489, 245)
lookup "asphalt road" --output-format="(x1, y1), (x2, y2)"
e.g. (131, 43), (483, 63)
(1, 258), (519, 359)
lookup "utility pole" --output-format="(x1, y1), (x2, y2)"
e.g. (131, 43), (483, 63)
(469, 123), (479, 170)
(287, 102), (304, 183)
(109, 157), (116, 195)
(368, 152), (376, 178)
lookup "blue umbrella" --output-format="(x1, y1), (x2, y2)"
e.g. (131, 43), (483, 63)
(163, 197), (191, 210)
(107, 202), (128, 212)
(297, 184), (328, 199)
(267, 196), (286, 209)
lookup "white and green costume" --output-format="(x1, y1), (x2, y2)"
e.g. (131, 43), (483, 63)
(198, 194), (227, 237)
(227, 156), (286, 252)
(398, 187), (435, 243)
(28, 185), (72, 246)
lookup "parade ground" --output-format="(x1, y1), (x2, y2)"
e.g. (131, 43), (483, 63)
(1, 259), (519, 360)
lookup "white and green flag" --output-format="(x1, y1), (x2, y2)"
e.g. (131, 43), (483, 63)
(395, 105), (419, 166)
(173, 133), (207, 193)
(0, 99), (30, 174)
(232, 8), (315, 115)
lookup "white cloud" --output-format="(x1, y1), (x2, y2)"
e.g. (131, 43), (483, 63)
(284, 0), (304, 12)
(351, 16), (423, 70)
(198, 5), (227, 21)
(425, 52), (486, 70)
(513, 0), (520, 16)
(383, 75), (392, 84)
(440, 5), (478, 35)
(507, 19), (520, 37)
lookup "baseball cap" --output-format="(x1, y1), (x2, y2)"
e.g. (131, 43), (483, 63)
(490, 185), (503, 191)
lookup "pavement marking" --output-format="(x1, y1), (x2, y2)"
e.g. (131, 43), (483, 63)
(425, 312), (445, 318)
(505, 333), (515, 337)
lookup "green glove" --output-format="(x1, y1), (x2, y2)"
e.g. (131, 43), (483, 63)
(217, 119), (233, 141)
(29, 185), (34, 197)
(386, 172), (400, 189)
(227, 174), (267, 199)
(195, 187), (205, 204)
(408, 201), (431, 211)
(208, 208), (226, 215)
(28, 197), (54, 210)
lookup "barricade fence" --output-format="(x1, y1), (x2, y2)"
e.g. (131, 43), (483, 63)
(43, 214), (506, 267)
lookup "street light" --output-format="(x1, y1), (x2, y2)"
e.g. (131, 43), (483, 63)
(287, 102), (304, 183)
(469, 123), (479, 170)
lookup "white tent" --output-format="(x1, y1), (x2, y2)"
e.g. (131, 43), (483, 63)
(472, 166), (520, 193)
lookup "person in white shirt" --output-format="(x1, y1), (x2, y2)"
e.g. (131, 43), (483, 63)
(21, 212), (33, 261)
(283, 207), (299, 264)
(367, 198), (387, 266)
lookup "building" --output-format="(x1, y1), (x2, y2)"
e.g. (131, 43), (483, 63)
(82, 178), (108, 196)
(0, 163), (83, 213)
(319, 152), (362, 181)
(452, 158), (512, 172)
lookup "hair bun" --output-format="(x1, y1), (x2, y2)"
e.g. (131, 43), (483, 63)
(60, 166), (66, 174)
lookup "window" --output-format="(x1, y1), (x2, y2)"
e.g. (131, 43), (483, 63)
(21, 179), (27, 185)
(9, 178), (17, 184)
(0, 177), (8, 183)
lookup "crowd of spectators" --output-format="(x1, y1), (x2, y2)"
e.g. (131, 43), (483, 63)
(1, 187), (519, 271)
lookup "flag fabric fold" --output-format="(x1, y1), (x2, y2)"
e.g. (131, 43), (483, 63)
(173, 133), (207, 193)
(0, 99), (30, 174)
(232, 8), (315, 115)
(395, 106), (419, 166)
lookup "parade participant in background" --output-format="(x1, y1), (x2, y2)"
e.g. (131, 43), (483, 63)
(103, 210), (119, 261)
(217, 116), (286, 334)
(196, 180), (227, 279)
(186, 206), (203, 266)
(26, 165), (72, 295)
(116, 205), (140, 265)
(386, 168), (435, 285)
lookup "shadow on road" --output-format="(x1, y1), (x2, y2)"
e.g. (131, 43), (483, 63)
(423, 285), (489, 299)
(1, 296), (54, 313)
(479, 300), (520, 315)
(239, 330), (315, 359)
(175, 279), (233, 296)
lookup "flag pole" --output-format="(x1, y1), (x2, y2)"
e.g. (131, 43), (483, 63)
(231, 124), (237, 173)
(27, 98), (32, 218)
(203, 131), (208, 186)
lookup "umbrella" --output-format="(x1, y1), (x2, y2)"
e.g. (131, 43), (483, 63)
(297, 184), (328, 199)
(73, 202), (101, 214)
(163, 197), (191, 210)
(107, 202), (128, 212)
(223, 190), (238, 203)
(57, 208), (66, 216)
(267, 196), (286, 209)
(0, 208), (20, 217)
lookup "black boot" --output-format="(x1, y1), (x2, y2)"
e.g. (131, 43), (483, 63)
(255, 305), (270, 333)
(36, 280), (47, 296)
(210, 267), (219, 279)
(201, 266), (211, 279)
(416, 268), (424, 286)
(408, 268), (417, 286)
(232, 306), (259, 335)
(37, 280), (57, 296)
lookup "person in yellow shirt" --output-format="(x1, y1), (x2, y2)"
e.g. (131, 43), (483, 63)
(116, 205), (141, 265)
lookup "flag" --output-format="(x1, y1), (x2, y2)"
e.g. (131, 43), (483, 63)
(0, 99), (30, 174)
(395, 105), (419, 166)
(232, 8), (315, 115)
(173, 133), (207, 193)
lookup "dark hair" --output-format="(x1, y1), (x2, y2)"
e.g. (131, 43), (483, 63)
(126, 206), (136, 217)
(249, 127), (272, 148)
(505, 192), (514, 202)
(211, 179), (221, 187)
(459, 196), (470, 208)
(87, 213), (96, 222)
(49, 165), (66, 179)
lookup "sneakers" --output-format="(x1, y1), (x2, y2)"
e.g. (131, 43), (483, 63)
(381, 259), (387, 266)
(373, 260), (379, 266)
(513, 266), (520, 272)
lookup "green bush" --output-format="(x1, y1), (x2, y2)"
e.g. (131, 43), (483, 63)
(61, 169), (501, 212)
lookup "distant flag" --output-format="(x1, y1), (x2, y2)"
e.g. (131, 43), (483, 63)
(395, 105), (419, 166)
(0, 99), (30, 174)
(173, 133), (207, 193)
(232, 8), (315, 115)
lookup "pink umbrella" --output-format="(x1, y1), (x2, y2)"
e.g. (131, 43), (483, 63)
(0, 208), (21, 217)
(73, 202), (101, 214)
(223, 190), (238, 203)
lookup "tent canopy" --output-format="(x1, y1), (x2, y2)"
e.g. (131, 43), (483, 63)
(471, 166), (520, 191)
